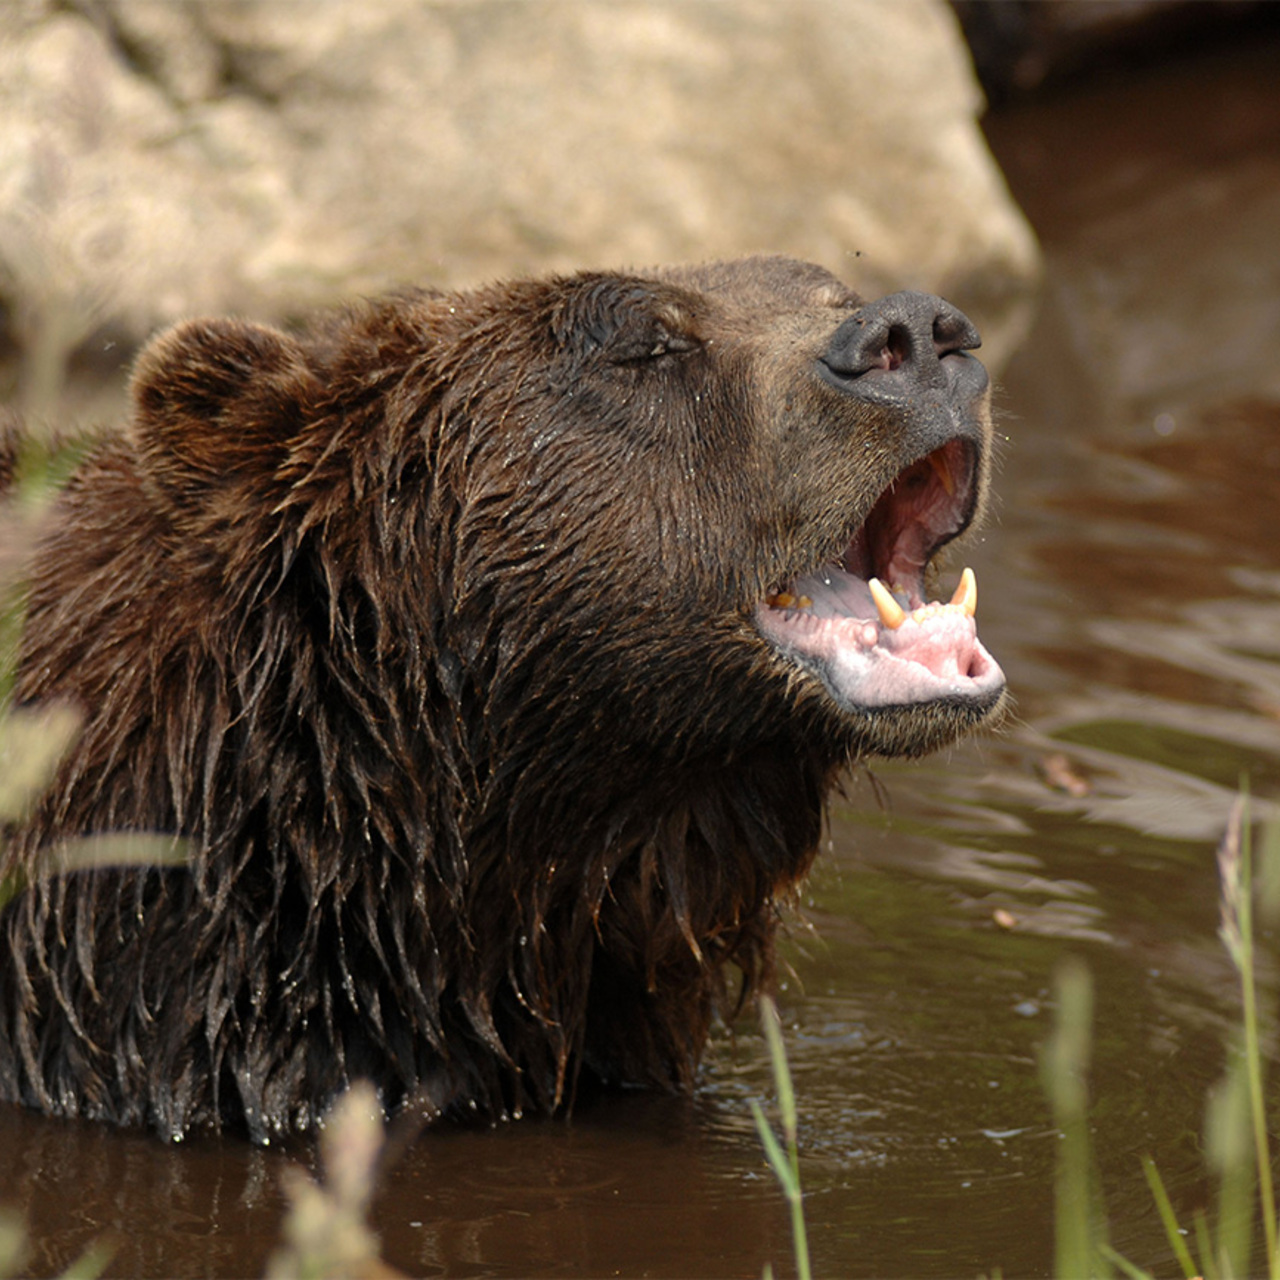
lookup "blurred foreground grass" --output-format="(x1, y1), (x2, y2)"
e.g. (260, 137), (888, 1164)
(1041, 795), (1280, 1280)
(749, 796), (1280, 1280)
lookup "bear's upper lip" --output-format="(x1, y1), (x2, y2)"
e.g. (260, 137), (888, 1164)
(754, 438), (1005, 711)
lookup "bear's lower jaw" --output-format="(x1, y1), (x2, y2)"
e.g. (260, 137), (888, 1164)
(754, 435), (1005, 728)
(754, 564), (1006, 718)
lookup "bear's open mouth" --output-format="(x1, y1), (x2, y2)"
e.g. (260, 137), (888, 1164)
(754, 439), (1006, 711)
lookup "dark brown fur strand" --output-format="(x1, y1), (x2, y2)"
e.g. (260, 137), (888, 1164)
(0, 258), (1004, 1141)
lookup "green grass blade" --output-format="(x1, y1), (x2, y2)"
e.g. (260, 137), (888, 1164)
(759, 997), (798, 1149)
(1097, 1242), (1152, 1280)
(57, 1240), (116, 1280)
(1140, 1156), (1199, 1279)
(1041, 958), (1103, 1279)
(1213, 792), (1277, 1279)
(750, 1099), (799, 1199)
(0, 1209), (25, 1280)
(753, 998), (811, 1280)
(1193, 1210), (1218, 1280)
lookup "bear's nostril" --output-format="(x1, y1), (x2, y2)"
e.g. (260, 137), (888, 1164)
(883, 327), (908, 371)
(823, 292), (982, 384)
(865, 327), (909, 373)
(931, 304), (982, 358)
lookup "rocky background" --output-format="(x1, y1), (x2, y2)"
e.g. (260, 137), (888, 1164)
(0, 0), (1041, 424)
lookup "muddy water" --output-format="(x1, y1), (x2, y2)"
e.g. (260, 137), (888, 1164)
(5, 36), (1280, 1280)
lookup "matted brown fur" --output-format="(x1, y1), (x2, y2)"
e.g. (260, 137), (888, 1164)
(0, 258), (1005, 1141)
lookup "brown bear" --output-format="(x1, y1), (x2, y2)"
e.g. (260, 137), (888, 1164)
(0, 257), (1005, 1143)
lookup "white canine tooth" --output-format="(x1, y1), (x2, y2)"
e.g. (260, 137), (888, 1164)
(949, 566), (977, 618)
(868, 577), (907, 630)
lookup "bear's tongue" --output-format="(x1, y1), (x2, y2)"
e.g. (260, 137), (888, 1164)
(756, 565), (1005, 710)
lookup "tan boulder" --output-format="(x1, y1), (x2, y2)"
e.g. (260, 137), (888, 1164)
(0, 0), (1038, 417)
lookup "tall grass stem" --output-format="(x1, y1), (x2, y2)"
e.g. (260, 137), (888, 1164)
(751, 997), (812, 1280)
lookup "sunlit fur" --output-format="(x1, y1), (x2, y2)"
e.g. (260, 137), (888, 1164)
(0, 258), (1003, 1141)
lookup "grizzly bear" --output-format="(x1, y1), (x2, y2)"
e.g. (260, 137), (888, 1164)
(0, 257), (1005, 1143)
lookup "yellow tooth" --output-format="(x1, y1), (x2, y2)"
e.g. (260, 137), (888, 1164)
(928, 452), (956, 496)
(767, 591), (795, 609)
(949, 566), (977, 617)
(796, 595), (813, 609)
(868, 577), (906, 630)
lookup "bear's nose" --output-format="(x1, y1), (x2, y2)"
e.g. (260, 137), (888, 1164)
(821, 292), (982, 388)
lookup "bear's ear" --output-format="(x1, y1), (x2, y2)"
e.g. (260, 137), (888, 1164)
(551, 277), (703, 365)
(129, 317), (314, 508)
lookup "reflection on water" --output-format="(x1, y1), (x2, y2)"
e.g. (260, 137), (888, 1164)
(3, 33), (1280, 1280)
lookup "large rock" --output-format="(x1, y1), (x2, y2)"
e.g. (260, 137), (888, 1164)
(0, 0), (1039, 417)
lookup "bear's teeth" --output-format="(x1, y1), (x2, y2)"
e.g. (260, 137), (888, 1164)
(928, 451), (956, 496)
(868, 578), (906, 629)
(949, 566), (977, 617)
(765, 592), (814, 610)
(870, 567), (978, 630)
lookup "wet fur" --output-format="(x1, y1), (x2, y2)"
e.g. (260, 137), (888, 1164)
(0, 258), (1000, 1141)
